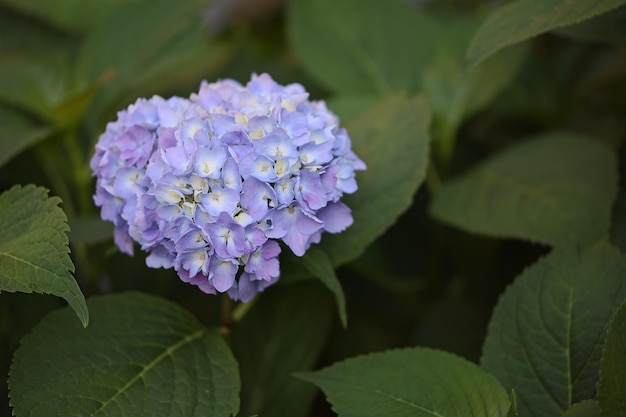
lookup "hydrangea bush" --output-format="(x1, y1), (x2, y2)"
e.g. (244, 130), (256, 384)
(3, 0), (626, 416)
(91, 74), (365, 301)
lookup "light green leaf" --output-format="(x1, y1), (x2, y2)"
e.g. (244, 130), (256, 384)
(561, 401), (600, 417)
(598, 298), (626, 417)
(9, 292), (239, 417)
(301, 246), (347, 327)
(0, 106), (53, 168)
(481, 242), (626, 417)
(299, 347), (511, 417)
(465, 0), (626, 70)
(320, 95), (431, 266)
(0, 185), (87, 327)
(234, 282), (333, 417)
(288, 0), (438, 95)
(430, 133), (617, 247)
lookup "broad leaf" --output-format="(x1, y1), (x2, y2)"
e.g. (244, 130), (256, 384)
(481, 242), (626, 417)
(561, 401), (599, 417)
(598, 299), (626, 417)
(301, 246), (347, 327)
(288, 0), (438, 95)
(9, 292), (239, 417)
(423, 13), (526, 154)
(430, 133), (617, 247)
(0, 185), (87, 326)
(555, 5), (626, 44)
(0, 106), (53, 168)
(234, 282), (333, 417)
(0, 0), (138, 33)
(299, 347), (511, 417)
(67, 216), (115, 245)
(320, 95), (431, 266)
(465, 0), (626, 70)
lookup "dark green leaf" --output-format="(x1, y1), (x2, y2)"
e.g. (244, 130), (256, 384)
(288, 0), (438, 95)
(0, 0), (138, 33)
(234, 282), (333, 417)
(555, 5), (626, 43)
(299, 347), (511, 417)
(9, 292), (239, 417)
(481, 242), (626, 417)
(465, 0), (626, 70)
(67, 216), (114, 245)
(0, 106), (53, 168)
(598, 298), (626, 417)
(561, 401), (600, 417)
(300, 246), (347, 327)
(320, 95), (431, 266)
(0, 185), (87, 327)
(430, 133), (617, 247)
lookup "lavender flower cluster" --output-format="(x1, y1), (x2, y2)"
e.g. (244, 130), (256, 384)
(91, 73), (365, 301)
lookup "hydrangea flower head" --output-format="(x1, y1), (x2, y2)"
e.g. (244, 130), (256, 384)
(91, 73), (365, 301)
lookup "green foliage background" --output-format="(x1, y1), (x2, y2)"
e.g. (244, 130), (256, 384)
(1, 0), (626, 416)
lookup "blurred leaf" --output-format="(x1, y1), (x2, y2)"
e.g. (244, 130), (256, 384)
(299, 347), (511, 417)
(465, 0), (626, 70)
(0, 0), (138, 33)
(9, 292), (239, 417)
(481, 242), (626, 417)
(0, 106), (53, 168)
(0, 185), (87, 327)
(326, 96), (379, 121)
(0, 56), (68, 120)
(288, 0), (438, 95)
(598, 298), (626, 417)
(77, 0), (226, 124)
(67, 216), (114, 245)
(556, 4), (626, 44)
(320, 95), (431, 266)
(301, 246), (347, 327)
(430, 133), (617, 247)
(561, 401), (600, 417)
(423, 12), (526, 158)
(234, 282), (333, 417)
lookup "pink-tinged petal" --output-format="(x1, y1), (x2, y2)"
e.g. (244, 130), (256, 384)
(241, 178), (276, 221)
(209, 257), (238, 292)
(296, 169), (328, 210)
(265, 206), (323, 256)
(317, 201), (353, 233)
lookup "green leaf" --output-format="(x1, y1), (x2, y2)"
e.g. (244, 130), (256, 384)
(465, 0), (626, 70)
(598, 298), (626, 417)
(300, 246), (347, 327)
(0, 106), (53, 168)
(0, 185), (88, 327)
(430, 133), (617, 247)
(67, 216), (114, 245)
(299, 347), (511, 417)
(0, 0), (139, 33)
(555, 5), (626, 44)
(422, 12), (526, 159)
(561, 401), (600, 417)
(234, 282), (333, 417)
(320, 95), (431, 266)
(288, 0), (438, 95)
(9, 292), (240, 417)
(481, 242), (626, 417)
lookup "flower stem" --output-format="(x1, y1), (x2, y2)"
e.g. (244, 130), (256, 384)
(220, 294), (234, 335)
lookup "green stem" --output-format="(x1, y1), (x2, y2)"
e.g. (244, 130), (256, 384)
(220, 294), (234, 335)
